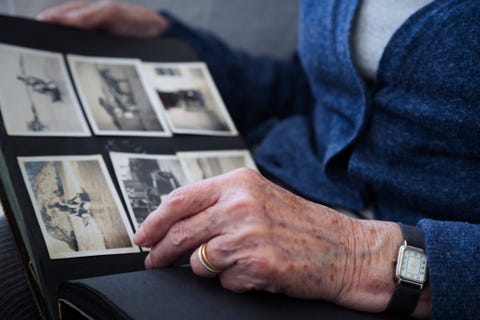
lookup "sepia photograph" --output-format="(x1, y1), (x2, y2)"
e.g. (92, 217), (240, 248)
(68, 55), (171, 136)
(0, 43), (90, 136)
(142, 62), (237, 136)
(177, 150), (257, 182)
(110, 152), (188, 230)
(18, 155), (139, 259)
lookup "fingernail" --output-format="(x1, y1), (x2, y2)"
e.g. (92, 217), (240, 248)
(133, 226), (146, 246)
(145, 254), (153, 269)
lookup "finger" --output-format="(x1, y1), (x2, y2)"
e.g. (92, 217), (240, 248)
(37, 1), (115, 30)
(216, 244), (278, 294)
(141, 200), (231, 267)
(138, 167), (262, 260)
(218, 264), (270, 294)
(190, 236), (273, 293)
(37, 2), (89, 21)
(63, 1), (118, 30)
(197, 232), (284, 293)
(189, 235), (238, 278)
(134, 177), (222, 247)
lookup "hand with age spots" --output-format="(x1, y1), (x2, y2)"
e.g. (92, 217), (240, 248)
(37, 1), (168, 38)
(133, 168), (431, 317)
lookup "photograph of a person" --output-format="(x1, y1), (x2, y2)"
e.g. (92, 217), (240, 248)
(177, 150), (257, 182)
(142, 62), (237, 135)
(0, 43), (90, 136)
(110, 152), (188, 229)
(68, 54), (171, 136)
(18, 155), (139, 259)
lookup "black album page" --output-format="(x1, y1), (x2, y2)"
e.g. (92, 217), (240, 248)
(0, 14), (250, 320)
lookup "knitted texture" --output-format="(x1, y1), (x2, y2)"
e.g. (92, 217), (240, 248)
(164, 0), (480, 318)
(418, 220), (480, 319)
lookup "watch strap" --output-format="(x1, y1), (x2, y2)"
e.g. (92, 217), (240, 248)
(385, 223), (426, 315)
(399, 223), (425, 249)
(385, 281), (421, 315)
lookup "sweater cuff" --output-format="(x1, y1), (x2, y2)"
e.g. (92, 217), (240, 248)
(417, 219), (480, 319)
(159, 11), (181, 38)
(159, 11), (201, 53)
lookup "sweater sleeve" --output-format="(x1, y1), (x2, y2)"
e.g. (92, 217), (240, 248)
(161, 12), (315, 147)
(417, 219), (480, 319)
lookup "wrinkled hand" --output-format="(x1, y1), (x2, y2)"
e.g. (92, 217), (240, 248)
(134, 168), (407, 313)
(37, 1), (168, 37)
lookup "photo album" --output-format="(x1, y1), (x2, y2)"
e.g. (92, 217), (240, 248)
(0, 14), (256, 320)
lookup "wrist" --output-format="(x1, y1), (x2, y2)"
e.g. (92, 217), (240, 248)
(335, 220), (404, 312)
(387, 224), (432, 319)
(362, 220), (405, 311)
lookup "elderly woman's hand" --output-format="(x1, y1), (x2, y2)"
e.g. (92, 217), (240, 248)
(133, 168), (426, 315)
(37, 1), (168, 38)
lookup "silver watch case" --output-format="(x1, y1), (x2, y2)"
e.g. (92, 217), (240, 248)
(394, 241), (428, 288)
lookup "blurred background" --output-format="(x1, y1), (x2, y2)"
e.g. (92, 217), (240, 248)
(0, 0), (299, 58)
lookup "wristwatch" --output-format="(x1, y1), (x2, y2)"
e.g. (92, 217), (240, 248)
(385, 224), (428, 315)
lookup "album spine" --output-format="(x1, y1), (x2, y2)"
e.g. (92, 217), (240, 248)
(0, 148), (47, 318)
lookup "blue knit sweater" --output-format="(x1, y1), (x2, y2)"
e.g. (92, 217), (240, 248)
(164, 0), (480, 318)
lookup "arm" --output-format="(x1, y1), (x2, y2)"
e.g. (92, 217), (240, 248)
(133, 168), (432, 318)
(418, 220), (480, 319)
(162, 13), (314, 144)
(38, 1), (315, 146)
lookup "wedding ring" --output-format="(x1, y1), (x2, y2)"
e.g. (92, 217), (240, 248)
(198, 242), (221, 273)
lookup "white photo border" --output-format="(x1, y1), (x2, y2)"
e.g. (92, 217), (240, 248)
(177, 149), (257, 183)
(67, 54), (172, 137)
(0, 43), (91, 137)
(143, 62), (238, 136)
(109, 151), (184, 232)
(18, 154), (139, 259)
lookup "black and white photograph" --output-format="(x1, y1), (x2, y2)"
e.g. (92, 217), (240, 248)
(0, 43), (90, 136)
(68, 55), (171, 136)
(177, 150), (257, 182)
(142, 62), (237, 135)
(18, 155), (139, 259)
(110, 152), (188, 230)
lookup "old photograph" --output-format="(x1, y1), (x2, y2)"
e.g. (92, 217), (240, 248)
(110, 152), (188, 230)
(18, 155), (139, 259)
(0, 43), (90, 136)
(142, 62), (237, 136)
(68, 55), (171, 136)
(177, 150), (257, 182)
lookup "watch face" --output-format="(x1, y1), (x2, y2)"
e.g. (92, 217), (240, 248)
(399, 247), (428, 283)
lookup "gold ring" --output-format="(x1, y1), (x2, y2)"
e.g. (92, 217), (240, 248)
(198, 242), (221, 273)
